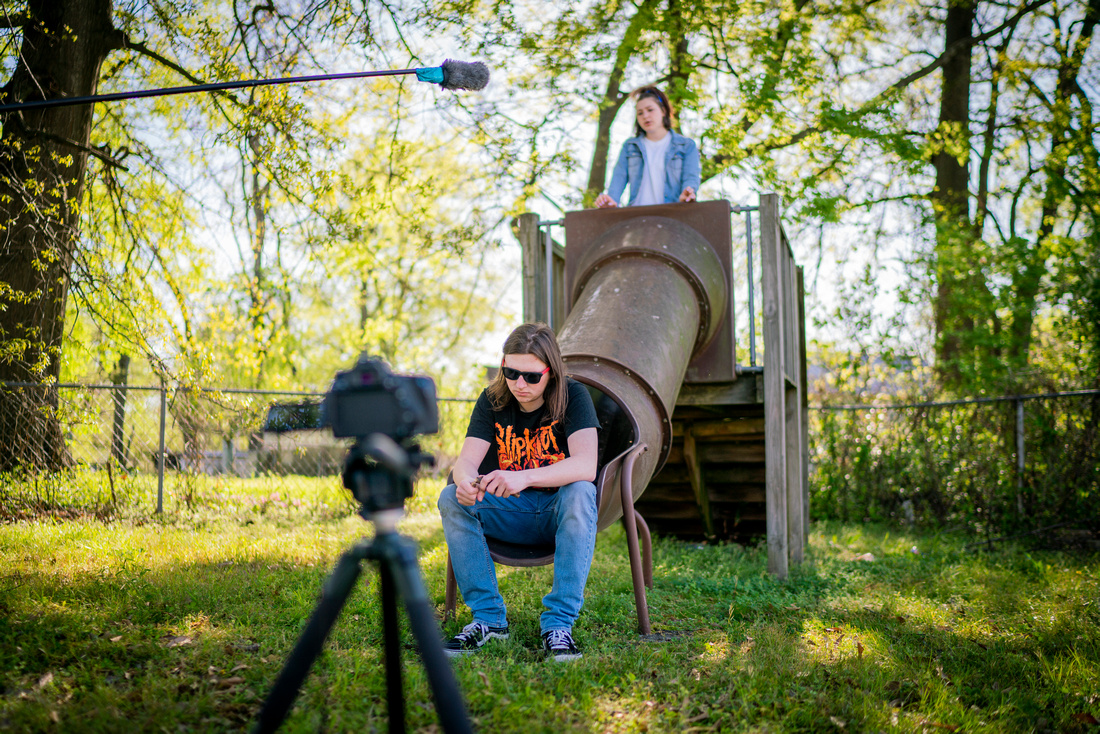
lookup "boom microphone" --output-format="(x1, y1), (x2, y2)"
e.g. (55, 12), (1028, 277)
(0, 60), (491, 113)
(441, 60), (491, 91)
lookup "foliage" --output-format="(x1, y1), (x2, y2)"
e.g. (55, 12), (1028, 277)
(1, 510), (1098, 732)
(2, 1), (513, 426)
(809, 393), (1100, 537)
(401, 0), (1100, 395)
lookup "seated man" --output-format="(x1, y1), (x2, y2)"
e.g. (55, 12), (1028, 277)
(438, 322), (599, 661)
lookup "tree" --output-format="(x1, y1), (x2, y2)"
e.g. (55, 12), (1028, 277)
(411, 0), (1099, 393)
(0, 0), (381, 471)
(0, 0), (124, 470)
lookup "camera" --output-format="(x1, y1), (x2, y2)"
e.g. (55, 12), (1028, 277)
(324, 355), (439, 440)
(263, 354), (438, 441)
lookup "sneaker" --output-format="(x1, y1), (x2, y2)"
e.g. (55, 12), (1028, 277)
(443, 621), (509, 657)
(542, 629), (581, 661)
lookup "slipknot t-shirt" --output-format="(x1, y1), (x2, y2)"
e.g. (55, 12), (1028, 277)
(466, 378), (599, 476)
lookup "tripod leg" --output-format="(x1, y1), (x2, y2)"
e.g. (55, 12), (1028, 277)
(376, 533), (474, 734)
(253, 543), (367, 734)
(380, 560), (406, 734)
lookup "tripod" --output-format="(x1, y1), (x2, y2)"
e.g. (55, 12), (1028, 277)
(253, 435), (473, 734)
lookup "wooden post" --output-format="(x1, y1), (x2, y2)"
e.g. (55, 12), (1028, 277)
(760, 193), (789, 580)
(517, 213), (542, 324)
(683, 425), (716, 539)
(797, 266), (810, 543)
(517, 213), (567, 328)
(783, 244), (804, 565)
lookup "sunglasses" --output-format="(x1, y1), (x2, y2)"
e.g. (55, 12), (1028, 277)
(501, 365), (550, 384)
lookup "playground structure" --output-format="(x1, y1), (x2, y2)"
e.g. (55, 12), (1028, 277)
(515, 195), (808, 632)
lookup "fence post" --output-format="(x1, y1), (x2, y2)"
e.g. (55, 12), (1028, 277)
(158, 384), (166, 514)
(1015, 397), (1025, 516)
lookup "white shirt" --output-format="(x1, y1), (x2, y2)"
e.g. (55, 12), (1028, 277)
(634, 133), (671, 206)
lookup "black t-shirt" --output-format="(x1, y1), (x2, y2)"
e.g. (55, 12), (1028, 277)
(466, 378), (599, 476)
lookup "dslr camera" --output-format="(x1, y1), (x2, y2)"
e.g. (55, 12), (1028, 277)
(323, 355), (438, 440)
(263, 354), (438, 513)
(264, 354), (438, 440)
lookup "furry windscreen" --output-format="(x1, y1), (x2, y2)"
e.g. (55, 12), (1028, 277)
(440, 60), (490, 91)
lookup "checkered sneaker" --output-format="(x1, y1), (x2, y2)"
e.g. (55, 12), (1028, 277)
(442, 621), (510, 657)
(542, 629), (582, 661)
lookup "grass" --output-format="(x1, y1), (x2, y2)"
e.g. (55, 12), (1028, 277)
(1, 476), (1099, 733)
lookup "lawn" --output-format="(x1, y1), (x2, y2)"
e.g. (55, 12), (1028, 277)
(1, 475), (1098, 733)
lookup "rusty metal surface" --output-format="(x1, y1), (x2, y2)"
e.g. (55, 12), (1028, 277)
(564, 201), (736, 383)
(558, 210), (731, 529)
(567, 362), (662, 530)
(570, 217), (728, 356)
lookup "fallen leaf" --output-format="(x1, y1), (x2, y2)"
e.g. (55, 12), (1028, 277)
(830, 715), (846, 728)
(163, 635), (193, 648)
(37, 673), (53, 689)
(855, 553), (875, 562)
(50, 711), (59, 723)
(110, 635), (123, 643)
(216, 676), (245, 689)
(1071, 713), (1099, 725)
(477, 671), (491, 689)
(919, 721), (958, 731)
(895, 615), (906, 623)
(884, 680), (901, 692)
(824, 627), (843, 633)
(857, 641), (864, 659)
(231, 664), (249, 673)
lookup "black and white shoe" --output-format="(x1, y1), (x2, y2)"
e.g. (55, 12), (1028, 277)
(443, 621), (510, 657)
(542, 629), (582, 661)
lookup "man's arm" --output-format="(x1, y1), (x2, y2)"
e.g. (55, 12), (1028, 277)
(451, 437), (491, 506)
(480, 427), (598, 498)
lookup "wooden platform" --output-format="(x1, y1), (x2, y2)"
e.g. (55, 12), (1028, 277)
(636, 384), (769, 542)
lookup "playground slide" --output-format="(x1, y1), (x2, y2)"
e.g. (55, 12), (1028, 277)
(552, 201), (736, 532)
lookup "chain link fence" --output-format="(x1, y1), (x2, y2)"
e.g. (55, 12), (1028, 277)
(5, 381), (1097, 540)
(810, 389), (1100, 541)
(0, 382), (475, 519)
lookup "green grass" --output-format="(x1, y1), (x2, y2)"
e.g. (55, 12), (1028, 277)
(1, 481), (1098, 732)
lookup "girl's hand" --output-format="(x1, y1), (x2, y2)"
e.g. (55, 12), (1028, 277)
(595, 193), (618, 208)
(678, 187), (696, 203)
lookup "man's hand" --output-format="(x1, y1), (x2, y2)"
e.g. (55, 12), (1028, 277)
(479, 470), (528, 499)
(455, 475), (484, 506)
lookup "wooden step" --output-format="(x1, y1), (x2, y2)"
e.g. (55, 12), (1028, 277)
(638, 403), (770, 542)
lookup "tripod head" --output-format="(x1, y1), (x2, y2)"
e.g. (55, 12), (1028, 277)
(343, 434), (434, 527)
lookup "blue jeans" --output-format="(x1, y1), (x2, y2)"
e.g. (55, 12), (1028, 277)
(437, 481), (598, 633)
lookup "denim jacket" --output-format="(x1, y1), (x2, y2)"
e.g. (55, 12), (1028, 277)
(607, 130), (701, 206)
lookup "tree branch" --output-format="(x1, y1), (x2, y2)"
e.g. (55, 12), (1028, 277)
(0, 11), (28, 30)
(882, 0), (1052, 99)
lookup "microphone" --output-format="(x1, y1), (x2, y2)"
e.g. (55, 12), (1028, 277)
(413, 60), (490, 91)
(0, 61), (492, 112)
(440, 60), (490, 91)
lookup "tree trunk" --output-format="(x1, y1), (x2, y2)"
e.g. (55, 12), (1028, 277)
(0, 0), (121, 472)
(930, 0), (978, 386)
(583, 0), (659, 205)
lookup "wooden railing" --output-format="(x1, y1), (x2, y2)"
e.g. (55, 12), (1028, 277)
(760, 193), (809, 579)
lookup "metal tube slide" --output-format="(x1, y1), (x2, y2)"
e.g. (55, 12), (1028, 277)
(557, 216), (728, 530)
